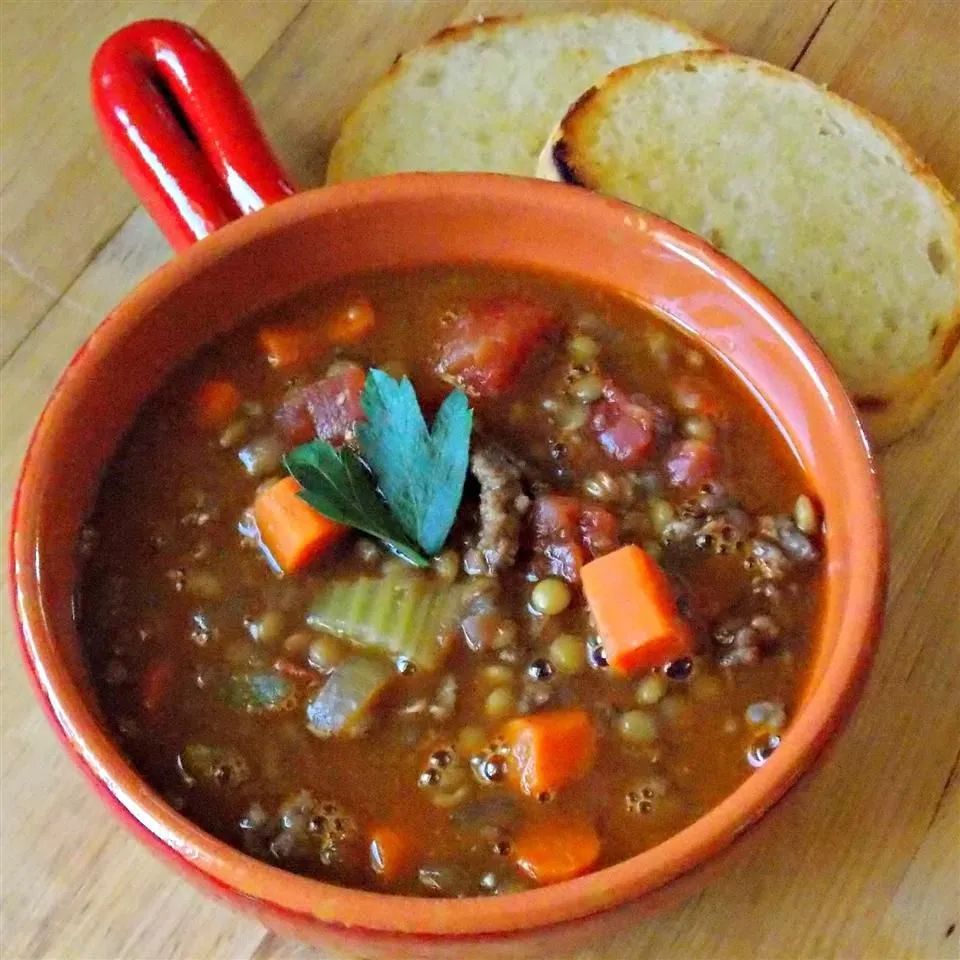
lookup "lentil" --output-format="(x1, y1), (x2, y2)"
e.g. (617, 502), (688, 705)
(183, 569), (223, 601)
(636, 672), (668, 705)
(794, 494), (819, 535)
(618, 710), (659, 744)
(549, 634), (587, 675)
(682, 414), (716, 441)
(567, 334), (600, 363)
(248, 610), (285, 644)
(690, 674), (724, 702)
(570, 374), (604, 403)
(648, 498), (676, 535)
(218, 418), (249, 449)
(456, 726), (487, 756)
(530, 578), (572, 616)
(484, 687), (516, 719)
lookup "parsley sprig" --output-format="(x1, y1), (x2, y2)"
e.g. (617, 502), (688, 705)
(283, 369), (473, 566)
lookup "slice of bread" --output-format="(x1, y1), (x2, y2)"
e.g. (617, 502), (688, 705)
(325, 11), (718, 182)
(539, 51), (960, 445)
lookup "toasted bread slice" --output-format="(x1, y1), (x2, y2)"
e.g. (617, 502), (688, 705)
(326, 11), (718, 182)
(540, 52), (960, 444)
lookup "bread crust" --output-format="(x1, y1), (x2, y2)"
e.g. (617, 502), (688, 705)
(547, 51), (960, 445)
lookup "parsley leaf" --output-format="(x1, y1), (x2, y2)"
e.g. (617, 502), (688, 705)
(284, 440), (429, 567)
(358, 370), (473, 557)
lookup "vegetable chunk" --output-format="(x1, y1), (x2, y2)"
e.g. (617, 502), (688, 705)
(306, 655), (394, 738)
(369, 824), (416, 883)
(665, 438), (718, 487)
(501, 709), (596, 797)
(259, 299), (376, 368)
(532, 495), (619, 583)
(308, 569), (476, 670)
(513, 816), (601, 884)
(254, 476), (348, 573)
(275, 365), (367, 446)
(193, 379), (242, 429)
(325, 297), (376, 345)
(435, 296), (557, 397)
(582, 545), (693, 674)
(590, 383), (657, 466)
(258, 324), (327, 369)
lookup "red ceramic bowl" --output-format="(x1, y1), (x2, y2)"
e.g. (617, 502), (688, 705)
(9, 19), (885, 959)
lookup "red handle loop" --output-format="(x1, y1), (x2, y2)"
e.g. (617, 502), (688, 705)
(91, 19), (296, 250)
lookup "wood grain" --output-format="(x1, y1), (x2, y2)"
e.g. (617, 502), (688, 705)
(0, 0), (308, 362)
(1, 2), (957, 958)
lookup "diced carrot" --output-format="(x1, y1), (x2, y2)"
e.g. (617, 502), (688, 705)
(501, 709), (596, 798)
(193, 379), (242, 429)
(258, 299), (375, 367)
(258, 324), (327, 369)
(369, 824), (415, 883)
(513, 816), (601, 884)
(582, 545), (693, 675)
(253, 476), (347, 574)
(141, 658), (175, 713)
(325, 297), (375, 345)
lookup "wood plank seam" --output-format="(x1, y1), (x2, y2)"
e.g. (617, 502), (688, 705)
(925, 748), (959, 832)
(790, 0), (837, 69)
(2, 238), (112, 360)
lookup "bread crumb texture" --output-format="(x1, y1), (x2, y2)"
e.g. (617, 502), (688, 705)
(327, 11), (716, 181)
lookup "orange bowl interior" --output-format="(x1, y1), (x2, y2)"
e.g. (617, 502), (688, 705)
(11, 174), (884, 938)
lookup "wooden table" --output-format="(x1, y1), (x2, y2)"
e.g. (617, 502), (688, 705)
(1, 1), (957, 957)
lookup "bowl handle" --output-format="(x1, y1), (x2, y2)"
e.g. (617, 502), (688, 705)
(91, 19), (296, 250)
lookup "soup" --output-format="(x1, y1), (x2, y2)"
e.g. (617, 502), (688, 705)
(79, 265), (823, 896)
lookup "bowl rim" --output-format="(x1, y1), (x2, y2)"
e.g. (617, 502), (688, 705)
(9, 172), (886, 938)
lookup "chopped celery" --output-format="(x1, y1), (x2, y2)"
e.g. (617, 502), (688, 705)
(307, 570), (474, 670)
(306, 655), (394, 738)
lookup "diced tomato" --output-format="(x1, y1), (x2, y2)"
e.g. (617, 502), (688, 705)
(665, 439), (718, 487)
(579, 506), (619, 558)
(532, 495), (585, 583)
(590, 383), (656, 467)
(305, 365), (366, 443)
(532, 496), (620, 583)
(435, 296), (557, 397)
(275, 393), (316, 445)
(672, 374), (724, 419)
(274, 365), (366, 446)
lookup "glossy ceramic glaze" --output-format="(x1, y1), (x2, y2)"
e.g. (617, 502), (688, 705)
(91, 19), (295, 248)
(10, 19), (885, 958)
